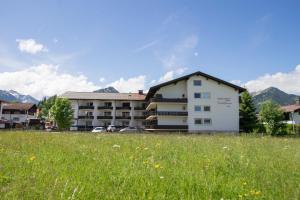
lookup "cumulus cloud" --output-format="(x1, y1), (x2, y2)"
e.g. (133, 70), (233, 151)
(16, 39), (48, 54)
(0, 64), (100, 99)
(239, 65), (300, 94)
(107, 75), (146, 93)
(158, 67), (187, 83)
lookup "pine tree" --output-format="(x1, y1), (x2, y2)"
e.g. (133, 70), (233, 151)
(239, 90), (257, 132)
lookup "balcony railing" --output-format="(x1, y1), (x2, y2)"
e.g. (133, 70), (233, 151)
(116, 106), (131, 110)
(78, 116), (94, 119)
(78, 106), (94, 109)
(134, 116), (146, 119)
(97, 116), (113, 119)
(115, 116), (131, 119)
(134, 107), (145, 110)
(149, 98), (187, 103)
(98, 106), (113, 110)
(147, 111), (188, 116)
(146, 124), (188, 130)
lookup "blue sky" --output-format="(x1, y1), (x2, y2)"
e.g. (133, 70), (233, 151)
(0, 0), (300, 99)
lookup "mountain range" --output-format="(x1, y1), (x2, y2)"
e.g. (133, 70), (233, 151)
(94, 87), (119, 93)
(252, 87), (299, 109)
(0, 90), (39, 104)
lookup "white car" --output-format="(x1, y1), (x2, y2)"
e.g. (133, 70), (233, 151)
(107, 125), (117, 132)
(92, 127), (106, 133)
(119, 127), (141, 133)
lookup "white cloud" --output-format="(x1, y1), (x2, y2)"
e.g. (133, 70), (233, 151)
(240, 65), (300, 94)
(16, 39), (48, 54)
(107, 75), (146, 93)
(161, 35), (198, 69)
(0, 64), (100, 99)
(158, 67), (187, 83)
(134, 40), (159, 53)
(99, 77), (106, 82)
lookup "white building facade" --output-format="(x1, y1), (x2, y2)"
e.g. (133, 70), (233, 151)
(145, 72), (245, 132)
(60, 92), (147, 131)
(1, 103), (37, 127)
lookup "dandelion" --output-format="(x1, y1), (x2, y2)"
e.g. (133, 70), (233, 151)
(143, 160), (149, 164)
(30, 156), (36, 161)
(160, 176), (164, 179)
(112, 144), (120, 148)
(154, 164), (160, 169)
(243, 182), (247, 186)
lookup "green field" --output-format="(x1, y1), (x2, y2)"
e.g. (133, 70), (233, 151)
(1, 131), (300, 199)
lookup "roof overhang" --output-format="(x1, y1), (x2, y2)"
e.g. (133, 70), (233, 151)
(145, 71), (246, 100)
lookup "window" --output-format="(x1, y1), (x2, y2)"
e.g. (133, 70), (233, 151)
(204, 118), (212, 125)
(202, 92), (211, 99)
(194, 106), (201, 111)
(104, 112), (111, 116)
(193, 80), (202, 86)
(104, 102), (112, 107)
(122, 102), (130, 107)
(204, 106), (211, 112)
(86, 102), (93, 106)
(194, 118), (202, 124)
(122, 112), (130, 117)
(182, 106), (186, 110)
(194, 93), (201, 98)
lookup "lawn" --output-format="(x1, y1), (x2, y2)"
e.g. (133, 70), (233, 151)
(1, 131), (300, 199)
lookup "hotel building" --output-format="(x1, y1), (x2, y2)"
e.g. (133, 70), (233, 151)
(61, 71), (245, 132)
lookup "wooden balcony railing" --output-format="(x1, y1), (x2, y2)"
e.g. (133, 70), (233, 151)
(78, 116), (94, 119)
(97, 116), (113, 119)
(79, 106), (94, 109)
(149, 98), (187, 103)
(98, 106), (113, 109)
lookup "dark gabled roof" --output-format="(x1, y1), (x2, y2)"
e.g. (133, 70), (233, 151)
(146, 71), (246, 100)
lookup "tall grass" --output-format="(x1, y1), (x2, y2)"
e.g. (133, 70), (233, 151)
(1, 131), (300, 199)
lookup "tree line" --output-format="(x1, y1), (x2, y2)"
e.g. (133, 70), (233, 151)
(240, 90), (297, 136)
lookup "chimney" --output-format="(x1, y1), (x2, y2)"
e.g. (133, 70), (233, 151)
(296, 97), (300, 105)
(138, 90), (143, 95)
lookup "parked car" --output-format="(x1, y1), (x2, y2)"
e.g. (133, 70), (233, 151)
(92, 127), (106, 133)
(107, 125), (117, 132)
(119, 127), (142, 133)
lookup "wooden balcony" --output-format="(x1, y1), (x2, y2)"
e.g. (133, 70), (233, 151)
(78, 116), (94, 119)
(98, 106), (113, 110)
(149, 98), (187, 103)
(147, 111), (188, 117)
(78, 106), (94, 109)
(116, 106), (131, 110)
(115, 116), (131, 119)
(97, 116), (113, 119)
(134, 116), (146, 119)
(134, 107), (146, 110)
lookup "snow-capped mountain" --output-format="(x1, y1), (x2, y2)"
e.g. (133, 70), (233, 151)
(0, 90), (39, 104)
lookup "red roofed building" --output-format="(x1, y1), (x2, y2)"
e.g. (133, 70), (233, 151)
(281, 97), (300, 124)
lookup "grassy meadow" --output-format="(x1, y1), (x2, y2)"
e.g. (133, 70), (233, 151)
(1, 131), (300, 199)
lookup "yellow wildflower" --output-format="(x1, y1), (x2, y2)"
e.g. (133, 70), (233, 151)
(30, 156), (36, 161)
(143, 160), (149, 164)
(154, 164), (160, 169)
(243, 182), (247, 186)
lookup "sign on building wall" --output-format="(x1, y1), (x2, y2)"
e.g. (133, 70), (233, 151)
(217, 98), (232, 107)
